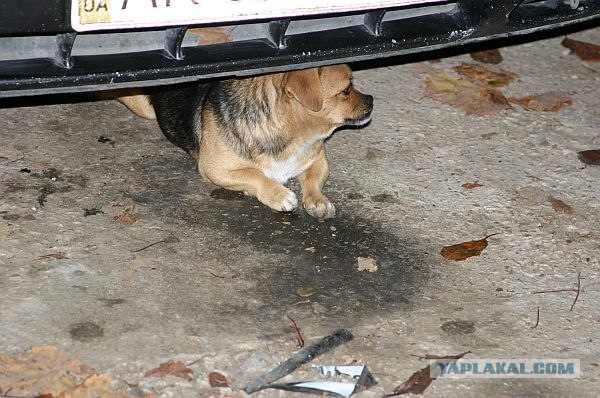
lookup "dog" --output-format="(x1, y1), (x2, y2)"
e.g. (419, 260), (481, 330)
(117, 65), (373, 218)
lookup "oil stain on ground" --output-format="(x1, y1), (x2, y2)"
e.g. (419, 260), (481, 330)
(128, 155), (431, 324)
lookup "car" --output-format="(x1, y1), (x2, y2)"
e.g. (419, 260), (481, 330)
(1, 0), (599, 98)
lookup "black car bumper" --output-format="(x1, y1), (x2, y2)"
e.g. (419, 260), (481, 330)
(1, 0), (599, 98)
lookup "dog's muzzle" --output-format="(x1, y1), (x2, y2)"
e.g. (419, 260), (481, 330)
(345, 93), (373, 126)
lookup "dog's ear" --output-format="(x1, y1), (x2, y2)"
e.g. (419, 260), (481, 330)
(282, 68), (323, 112)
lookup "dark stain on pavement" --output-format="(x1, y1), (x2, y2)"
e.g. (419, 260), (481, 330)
(128, 154), (431, 325)
(69, 322), (104, 341)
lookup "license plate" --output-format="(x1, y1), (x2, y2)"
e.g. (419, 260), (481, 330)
(71, 0), (441, 32)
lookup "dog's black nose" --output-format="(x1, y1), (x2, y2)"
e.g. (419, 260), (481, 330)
(363, 94), (374, 108)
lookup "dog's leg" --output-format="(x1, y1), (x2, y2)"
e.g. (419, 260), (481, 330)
(207, 168), (298, 212)
(299, 148), (335, 219)
(116, 94), (156, 119)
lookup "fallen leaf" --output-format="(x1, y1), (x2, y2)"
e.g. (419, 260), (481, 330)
(461, 182), (483, 189)
(509, 91), (572, 112)
(578, 149), (600, 165)
(145, 360), (193, 381)
(115, 211), (137, 224)
(37, 252), (68, 261)
(422, 68), (512, 116)
(561, 37), (600, 61)
(440, 234), (496, 261)
(385, 352), (469, 396)
(548, 196), (574, 214)
(208, 371), (230, 388)
(0, 346), (132, 397)
(296, 287), (317, 297)
(357, 256), (378, 272)
(454, 63), (517, 87)
(470, 49), (503, 64)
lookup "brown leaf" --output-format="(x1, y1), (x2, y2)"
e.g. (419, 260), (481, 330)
(461, 182), (483, 189)
(145, 360), (193, 381)
(561, 37), (600, 62)
(578, 149), (600, 165)
(422, 70), (512, 116)
(386, 352), (469, 396)
(548, 196), (574, 214)
(509, 91), (572, 112)
(454, 63), (517, 87)
(115, 211), (137, 224)
(470, 49), (503, 64)
(37, 252), (68, 261)
(440, 234), (496, 261)
(208, 371), (230, 388)
(0, 346), (132, 397)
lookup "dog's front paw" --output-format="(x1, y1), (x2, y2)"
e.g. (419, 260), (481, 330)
(259, 186), (298, 212)
(303, 195), (335, 219)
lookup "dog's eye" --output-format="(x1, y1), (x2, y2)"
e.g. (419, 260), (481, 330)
(341, 85), (352, 96)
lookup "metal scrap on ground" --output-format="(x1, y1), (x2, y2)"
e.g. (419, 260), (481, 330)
(242, 328), (354, 394)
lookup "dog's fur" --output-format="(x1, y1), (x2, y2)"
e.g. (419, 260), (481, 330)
(118, 65), (373, 218)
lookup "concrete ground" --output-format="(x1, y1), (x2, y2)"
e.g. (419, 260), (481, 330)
(0, 27), (599, 398)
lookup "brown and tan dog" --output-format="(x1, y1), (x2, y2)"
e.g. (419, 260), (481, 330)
(118, 65), (373, 218)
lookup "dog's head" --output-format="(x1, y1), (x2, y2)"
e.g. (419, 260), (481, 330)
(281, 65), (373, 130)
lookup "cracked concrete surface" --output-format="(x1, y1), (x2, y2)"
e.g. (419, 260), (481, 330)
(1, 27), (599, 397)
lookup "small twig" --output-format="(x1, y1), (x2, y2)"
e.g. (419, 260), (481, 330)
(5, 152), (24, 165)
(570, 272), (582, 311)
(410, 351), (471, 360)
(132, 239), (166, 253)
(581, 62), (599, 74)
(531, 306), (540, 329)
(286, 315), (305, 348)
(532, 288), (578, 294)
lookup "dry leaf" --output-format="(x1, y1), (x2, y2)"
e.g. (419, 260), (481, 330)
(509, 91), (572, 112)
(561, 37), (600, 62)
(548, 196), (574, 214)
(422, 68), (512, 116)
(115, 211), (137, 224)
(440, 234), (496, 261)
(145, 360), (193, 381)
(385, 352), (469, 396)
(0, 346), (132, 398)
(470, 49), (502, 64)
(357, 256), (378, 272)
(208, 371), (230, 388)
(461, 182), (483, 189)
(188, 27), (233, 45)
(37, 252), (68, 261)
(577, 149), (600, 165)
(454, 63), (517, 87)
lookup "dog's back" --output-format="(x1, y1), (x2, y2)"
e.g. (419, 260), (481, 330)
(150, 83), (212, 158)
